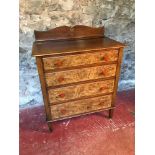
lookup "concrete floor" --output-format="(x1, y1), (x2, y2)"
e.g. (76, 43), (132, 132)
(20, 89), (135, 155)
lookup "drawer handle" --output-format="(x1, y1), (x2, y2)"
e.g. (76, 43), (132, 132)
(87, 105), (91, 110)
(58, 93), (65, 98)
(99, 102), (105, 106)
(57, 76), (65, 83)
(60, 109), (67, 114)
(100, 55), (108, 61)
(99, 86), (108, 91)
(54, 60), (63, 67)
(99, 70), (107, 76)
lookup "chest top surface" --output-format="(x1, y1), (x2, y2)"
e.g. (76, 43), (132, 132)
(32, 25), (125, 57)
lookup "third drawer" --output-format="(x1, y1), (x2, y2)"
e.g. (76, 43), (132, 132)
(48, 79), (115, 104)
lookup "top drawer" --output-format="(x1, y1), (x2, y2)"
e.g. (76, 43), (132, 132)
(43, 49), (118, 70)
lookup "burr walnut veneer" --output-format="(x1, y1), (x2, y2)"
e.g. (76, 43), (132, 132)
(32, 25), (125, 131)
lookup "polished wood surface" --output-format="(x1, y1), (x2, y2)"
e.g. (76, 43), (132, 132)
(32, 25), (125, 131)
(43, 49), (118, 70)
(45, 64), (117, 87)
(111, 47), (124, 107)
(49, 106), (115, 122)
(51, 94), (112, 120)
(36, 57), (51, 121)
(34, 25), (104, 41)
(48, 79), (114, 104)
(32, 37), (124, 56)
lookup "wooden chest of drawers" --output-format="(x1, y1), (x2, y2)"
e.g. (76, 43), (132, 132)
(32, 25), (125, 131)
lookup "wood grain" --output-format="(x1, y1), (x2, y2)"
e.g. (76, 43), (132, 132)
(48, 79), (115, 104)
(32, 37), (125, 56)
(36, 57), (51, 121)
(50, 94), (112, 119)
(45, 64), (117, 87)
(32, 25), (125, 131)
(34, 25), (104, 41)
(111, 47), (124, 107)
(43, 49), (118, 70)
(48, 106), (115, 122)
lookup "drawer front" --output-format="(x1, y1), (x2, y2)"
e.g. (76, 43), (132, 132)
(45, 64), (117, 87)
(43, 50), (118, 70)
(48, 79), (114, 104)
(51, 94), (112, 119)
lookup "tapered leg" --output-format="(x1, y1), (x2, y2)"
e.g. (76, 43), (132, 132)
(47, 122), (53, 132)
(109, 109), (114, 118)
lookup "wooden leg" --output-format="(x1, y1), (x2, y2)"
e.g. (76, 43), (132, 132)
(109, 109), (114, 118)
(47, 122), (53, 132)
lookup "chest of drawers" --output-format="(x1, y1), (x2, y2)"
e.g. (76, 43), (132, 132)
(32, 25), (125, 131)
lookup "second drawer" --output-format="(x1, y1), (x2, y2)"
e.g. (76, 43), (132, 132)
(45, 64), (117, 87)
(48, 79), (115, 104)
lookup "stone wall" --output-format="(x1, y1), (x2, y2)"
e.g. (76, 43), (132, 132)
(19, 0), (135, 108)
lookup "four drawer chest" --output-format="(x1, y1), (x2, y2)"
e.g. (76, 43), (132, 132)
(32, 25), (125, 131)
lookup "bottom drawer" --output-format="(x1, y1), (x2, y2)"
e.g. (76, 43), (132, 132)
(50, 94), (112, 120)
